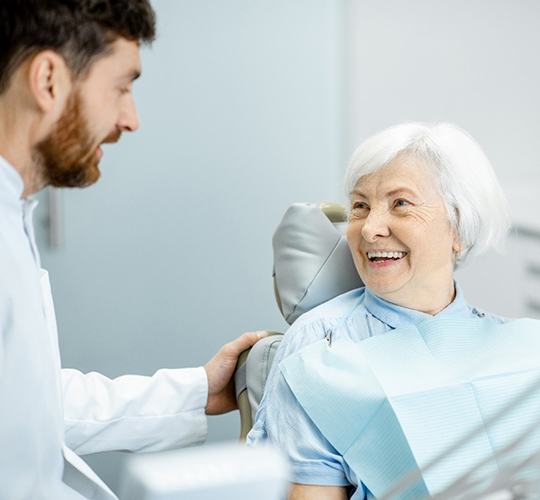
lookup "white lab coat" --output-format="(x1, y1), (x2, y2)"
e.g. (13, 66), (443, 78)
(0, 157), (209, 499)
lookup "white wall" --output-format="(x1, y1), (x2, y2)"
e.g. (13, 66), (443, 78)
(345, 0), (540, 183)
(35, 0), (344, 492)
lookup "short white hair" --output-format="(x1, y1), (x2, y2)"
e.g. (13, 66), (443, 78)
(344, 122), (511, 265)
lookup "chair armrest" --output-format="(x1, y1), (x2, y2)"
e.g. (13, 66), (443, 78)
(235, 332), (283, 440)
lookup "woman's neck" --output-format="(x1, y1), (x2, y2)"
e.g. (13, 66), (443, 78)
(380, 279), (456, 315)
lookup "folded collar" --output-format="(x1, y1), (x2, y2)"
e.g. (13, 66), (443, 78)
(0, 155), (24, 201)
(363, 283), (470, 329)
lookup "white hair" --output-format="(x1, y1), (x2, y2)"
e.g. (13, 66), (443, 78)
(344, 122), (511, 265)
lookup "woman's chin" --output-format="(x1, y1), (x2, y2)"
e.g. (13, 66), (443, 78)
(360, 264), (410, 294)
(363, 276), (409, 298)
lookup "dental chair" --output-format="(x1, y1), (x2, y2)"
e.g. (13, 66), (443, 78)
(234, 202), (363, 439)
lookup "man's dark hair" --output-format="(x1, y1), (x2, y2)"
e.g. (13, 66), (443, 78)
(0, 0), (156, 94)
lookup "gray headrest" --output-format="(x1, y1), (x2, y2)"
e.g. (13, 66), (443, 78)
(272, 202), (363, 325)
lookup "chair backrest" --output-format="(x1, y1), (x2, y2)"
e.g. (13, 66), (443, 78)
(235, 202), (363, 439)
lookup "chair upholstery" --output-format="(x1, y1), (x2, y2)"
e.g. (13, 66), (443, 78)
(235, 202), (363, 439)
(273, 202), (363, 324)
(236, 333), (283, 440)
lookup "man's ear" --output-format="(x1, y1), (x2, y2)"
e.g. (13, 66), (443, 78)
(27, 50), (72, 113)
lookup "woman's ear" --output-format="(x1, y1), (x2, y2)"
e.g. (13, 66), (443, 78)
(27, 50), (72, 114)
(451, 229), (463, 260)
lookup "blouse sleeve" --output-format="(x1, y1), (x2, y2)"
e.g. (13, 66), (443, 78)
(246, 318), (352, 487)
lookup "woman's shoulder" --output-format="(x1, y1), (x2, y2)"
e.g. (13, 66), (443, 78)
(292, 287), (366, 330)
(277, 287), (367, 359)
(469, 307), (540, 327)
(466, 304), (509, 324)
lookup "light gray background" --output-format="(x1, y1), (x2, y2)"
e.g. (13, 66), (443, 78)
(345, 0), (540, 183)
(34, 0), (539, 493)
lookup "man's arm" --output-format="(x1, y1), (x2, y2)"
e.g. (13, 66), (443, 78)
(289, 484), (348, 500)
(63, 331), (265, 455)
(62, 365), (208, 454)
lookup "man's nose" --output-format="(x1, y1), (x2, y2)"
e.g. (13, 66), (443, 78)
(117, 94), (140, 133)
(360, 208), (391, 242)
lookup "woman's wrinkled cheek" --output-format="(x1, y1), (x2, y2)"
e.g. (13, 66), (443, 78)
(404, 204), (439, 225)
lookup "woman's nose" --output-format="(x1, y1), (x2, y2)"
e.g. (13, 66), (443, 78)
(360, 209), (391, 242)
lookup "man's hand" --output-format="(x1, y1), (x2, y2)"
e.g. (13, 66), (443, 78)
(203, 331), (268, 415)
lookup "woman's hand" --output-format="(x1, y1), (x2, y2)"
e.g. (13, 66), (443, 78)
(289, 484), (348, 500)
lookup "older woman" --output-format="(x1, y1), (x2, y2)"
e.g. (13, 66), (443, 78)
(247, 123), (540, 499)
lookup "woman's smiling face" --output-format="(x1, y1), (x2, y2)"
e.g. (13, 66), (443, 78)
(346, 154), (460, 313)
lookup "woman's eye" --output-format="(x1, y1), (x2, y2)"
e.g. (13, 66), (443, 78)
(349, 201), (369, 219)
(352, 201), (368, 210)
(393, 198), (411, 209)
(352, 201), (367, 212)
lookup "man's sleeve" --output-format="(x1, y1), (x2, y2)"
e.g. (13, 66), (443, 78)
(62, 366), (208, 455)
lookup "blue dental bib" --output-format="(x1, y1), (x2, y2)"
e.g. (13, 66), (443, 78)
(281, 317), (540, 499)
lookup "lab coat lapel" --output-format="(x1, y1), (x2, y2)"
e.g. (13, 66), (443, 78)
(39, 269), (117, 500)
(39, 269), (63, 398)
(62, 445), (116, 500)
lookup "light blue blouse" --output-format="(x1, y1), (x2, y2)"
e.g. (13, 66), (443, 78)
(246, 284), (505, 499)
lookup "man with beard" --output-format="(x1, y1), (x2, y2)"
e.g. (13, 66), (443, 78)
(0, 1), (264, 499)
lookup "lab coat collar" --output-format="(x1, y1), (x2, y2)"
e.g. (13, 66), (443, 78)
(0, 156), (41, 266)
(23, 196), (41, 267)
(0, 155), (24, 201)
(363, 282), (469, 329)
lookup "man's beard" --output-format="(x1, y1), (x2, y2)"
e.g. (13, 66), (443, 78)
(34, 90), (119, 188)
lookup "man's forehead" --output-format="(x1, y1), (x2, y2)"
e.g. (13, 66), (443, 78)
(88, 37), (142, 80)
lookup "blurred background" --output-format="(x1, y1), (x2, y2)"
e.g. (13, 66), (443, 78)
(34, 0), (540, 492)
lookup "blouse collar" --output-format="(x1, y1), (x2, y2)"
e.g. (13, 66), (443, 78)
(363, 283), (469, 329)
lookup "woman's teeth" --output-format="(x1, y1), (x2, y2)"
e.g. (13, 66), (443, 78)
(367, 251), (407, 261)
